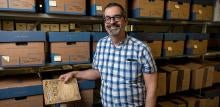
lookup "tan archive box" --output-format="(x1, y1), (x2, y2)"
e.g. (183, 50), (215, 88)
(157, 72), (166, 96)
(50, 24), (59, 32)
(3, 20), (14, 31)
(177, 96), (197, 107)
(191, 4), (214, 21)
(185, 63), (204, 89)
(202, 65), (214, 88)
(46, 0), (86, 15)
(8, 0), (35, 10)
(185, 33), (209, 55)
(60, 24), (69, 32)
(16, 23), (27, 31)
(90, 0), (127, 16)
(162, 33), (186, 57)
(0, 31), (46, 67)
(159, 99), (186, 107)
(132, 0), (164, 18)
(165, 0), (190, 20)
(0, 95), (43, 107)
(170, 65), (191, 92)
(160, 66), (178, 94)
(208, 96), (219, 107)
(195, 97), (210, 107)
(0, 0), (7, 8)
(48, 32), (90, 64)
(0, 75), (43, 107)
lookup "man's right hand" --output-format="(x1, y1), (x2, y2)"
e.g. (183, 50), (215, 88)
(58, 71), (78, 83)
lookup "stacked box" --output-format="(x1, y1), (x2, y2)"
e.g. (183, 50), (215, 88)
(185, 33), (209, 55)
(160, 66), (178, 94)
(0, 31), (46, 67)
(131, 32), (163, 58)
(213, 0), (220, 22)
(0, 0), (35, 12)
(158, 99), (186, 107)
(177, 96), (197, 107)
(169, 65), (191, 92)
(2, 21), (14, 31)
(0, 75), (43, 107)
(162, 33), (186, 57)
(157, 72), (166, 96)
(165, 0), (190, 20)
(90, 0), (127, 16)
(191, 0), (215, 21)
(208, 33), (220, 51)
(48, 32), (90, 65)
(131, 0), (164, 18)
(44, 0), (86, 15)
(91, 32), (107, 56)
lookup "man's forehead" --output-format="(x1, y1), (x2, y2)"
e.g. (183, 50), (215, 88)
(104, 6), (122, 16)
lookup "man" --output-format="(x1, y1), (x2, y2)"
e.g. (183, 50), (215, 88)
(59, 3), (157, 107)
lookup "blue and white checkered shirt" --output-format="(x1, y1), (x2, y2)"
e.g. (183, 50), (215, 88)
(93, 35), (157, 107)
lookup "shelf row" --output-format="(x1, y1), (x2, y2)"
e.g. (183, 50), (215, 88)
(0, 31), (219, 68)
(0, 0), (220, 23)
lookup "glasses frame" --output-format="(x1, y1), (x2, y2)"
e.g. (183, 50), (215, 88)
(103, 14), (124, 23)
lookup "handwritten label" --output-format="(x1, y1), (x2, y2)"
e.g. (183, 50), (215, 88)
(2, 56), (10, 62)
(49, 0), (57, 7)
(54, 55), (62, 62)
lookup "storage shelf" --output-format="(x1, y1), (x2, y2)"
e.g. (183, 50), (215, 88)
(1, 11), (220, 25)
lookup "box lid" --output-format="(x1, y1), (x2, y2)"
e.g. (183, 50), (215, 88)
(91, 32), (108, 42)
(129, 32), (163, 41)
(164, 33), (186, 41)
(48, 32), (90, 42)
(0, 31), (46, 42)
(186, 33), (209, 40)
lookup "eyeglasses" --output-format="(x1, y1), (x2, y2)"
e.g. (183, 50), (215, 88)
(103, 15), (123, 23)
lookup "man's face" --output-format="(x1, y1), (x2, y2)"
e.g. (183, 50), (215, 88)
(104, 6), (127, 37)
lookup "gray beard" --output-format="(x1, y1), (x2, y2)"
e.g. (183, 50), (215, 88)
(109, 28), (120, 37)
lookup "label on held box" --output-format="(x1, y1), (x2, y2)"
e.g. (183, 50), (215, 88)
(2, 56), (10, 62)
(54, 55), (61, 62)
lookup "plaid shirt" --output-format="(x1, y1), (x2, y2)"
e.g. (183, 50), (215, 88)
(93, 35), (157, 107)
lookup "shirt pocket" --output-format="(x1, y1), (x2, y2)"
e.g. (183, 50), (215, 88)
(124, 59), (141, 82)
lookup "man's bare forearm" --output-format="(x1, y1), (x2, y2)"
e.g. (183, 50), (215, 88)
(74, 69), (100, 80)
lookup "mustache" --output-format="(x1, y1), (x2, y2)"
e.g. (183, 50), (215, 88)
(108, 23), (120, 27)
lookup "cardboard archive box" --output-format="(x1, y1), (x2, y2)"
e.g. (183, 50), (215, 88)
(191, 0), (215, 21)
(162, 33), (186, 57)
(131, 32), (163, 58)
(90, 0), (127, 16)
(131, 0), (164, 18)
(44, 0), (86, 15)
(165, 0), (190, 20)
(0, 75), (43, 107)
(48, 32), (90, 65)
(0, 31), (46, 67)
(157, 72), (167, 96)
(160, 66), (178, 94)
(185, 33), (209, 55)
(0, 0), (35, 12)
(169, 65), (191, 92)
